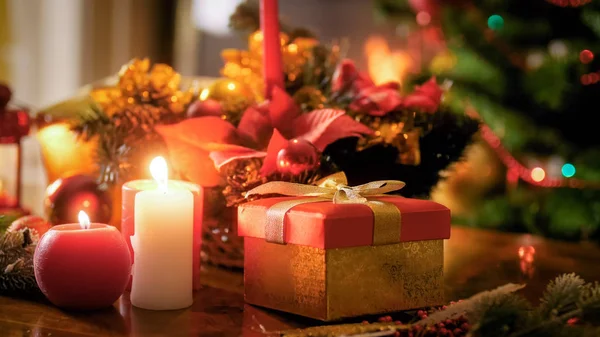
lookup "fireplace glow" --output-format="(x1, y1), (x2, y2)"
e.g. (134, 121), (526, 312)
(364, 36), (413, 85)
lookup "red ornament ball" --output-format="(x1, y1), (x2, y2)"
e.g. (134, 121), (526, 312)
(186, 99), (223, 118)
(276, 139), (320, 175)
(45, 175), (112, 225)
(580, 49), (594, 64)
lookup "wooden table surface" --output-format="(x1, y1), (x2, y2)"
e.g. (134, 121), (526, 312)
(1, 227), (599, 337)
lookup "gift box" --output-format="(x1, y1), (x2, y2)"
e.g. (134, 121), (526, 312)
(238, 174), (451, 321)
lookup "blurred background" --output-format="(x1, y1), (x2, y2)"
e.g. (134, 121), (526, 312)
(1, 0), (600, 242)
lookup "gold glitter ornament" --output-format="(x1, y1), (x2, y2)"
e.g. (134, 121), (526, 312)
(90, 58), (193, 118)
(292, 86), (326, 111)
(199, 78), (255, 124)
(356, 117), (423, 166)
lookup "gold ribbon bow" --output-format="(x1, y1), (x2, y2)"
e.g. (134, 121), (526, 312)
(246, 172), (406, 245)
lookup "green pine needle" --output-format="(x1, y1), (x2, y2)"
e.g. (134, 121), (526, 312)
(539, 273), (585, 318)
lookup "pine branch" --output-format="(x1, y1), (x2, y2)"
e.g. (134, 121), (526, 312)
(418, 283), (525, 325)
(539, 273), (586, 318)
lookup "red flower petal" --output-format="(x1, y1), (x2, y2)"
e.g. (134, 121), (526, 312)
(260, 129), (290, 176)
(237, 105), (273, 149)
(402, 77), (443, 114)
(332, 59), (375, 94)
(293, 109), (374, 151)
(209, 146), (266, 170)
(156, 117), (243, 186)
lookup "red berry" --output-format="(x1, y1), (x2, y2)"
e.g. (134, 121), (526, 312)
(454, 328), (463, 336)
(417, 310), (425, 315)
(362, 320), (369, 325)
(438, 323), (445, 328)
(394, 321), (403, 325)
(385, 316), (393, 322)
(378, 317), (387, 322)
(460, 322), (470, 330)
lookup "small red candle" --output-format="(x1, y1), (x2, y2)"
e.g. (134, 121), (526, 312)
(121, 180), (203, 291)
(261, 0), (284, 98)
(33, 211), (131, 310)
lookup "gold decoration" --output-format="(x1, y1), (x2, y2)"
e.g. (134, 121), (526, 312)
(429, 50), (458, 75)
(356, 116), (423, 165)
(91, 58), (193, 118)
(198, 78), (255, 124)
(292, 86), (326, 111)
(244, 237), (444, 321)
(220, 30), (319, 101)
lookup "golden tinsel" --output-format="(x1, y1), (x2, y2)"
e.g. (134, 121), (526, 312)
(355, 115), (423, 166)
(220, 31), (319, 101)
(91, 58), (194, 118)
(293, 86), (326, 111)
(199, 78), (255, 125)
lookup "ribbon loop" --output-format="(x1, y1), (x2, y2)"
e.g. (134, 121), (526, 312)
(245, 172), (406, 244)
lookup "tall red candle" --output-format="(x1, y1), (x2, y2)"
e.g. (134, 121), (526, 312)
(121, 180), (203, 291)
(33, 212), (131, 310)
(260, 0), (284, 99)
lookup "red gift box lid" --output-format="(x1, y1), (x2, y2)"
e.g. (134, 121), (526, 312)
(238, 196), (451, 249)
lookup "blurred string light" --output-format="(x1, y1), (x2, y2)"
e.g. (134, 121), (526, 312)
(580, 49), (594, 64)
(562, 163), (576, 178)
(467, 108), (600, 189)
(531, 167), (546, 182)
(192, 0), (244, 36)
(487, 14), (504, 31)
(546, 0), (592, 7)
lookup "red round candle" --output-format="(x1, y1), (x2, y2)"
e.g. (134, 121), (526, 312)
(33, 223), (131, 310)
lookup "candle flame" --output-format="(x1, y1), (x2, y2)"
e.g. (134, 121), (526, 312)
(78, 211), (91, 230)
(150, 156), (168, 193)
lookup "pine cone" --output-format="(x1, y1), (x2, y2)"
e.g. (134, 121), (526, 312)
(0, 229), (39, 295)
(220, 155), (339, 207)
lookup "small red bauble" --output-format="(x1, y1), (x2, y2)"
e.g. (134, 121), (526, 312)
(34, 224), (131, 310)
(276, 139), (320, 175)
(580, 49), (594, 64)
(186, 99), (223, 118)
(45, 175), (112, 225)
(8, 215), (52, 237)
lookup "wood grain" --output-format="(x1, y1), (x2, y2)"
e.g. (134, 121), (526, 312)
(1, 227), (599, 336)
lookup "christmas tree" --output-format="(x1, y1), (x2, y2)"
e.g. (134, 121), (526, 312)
(375, 0), (600, 240)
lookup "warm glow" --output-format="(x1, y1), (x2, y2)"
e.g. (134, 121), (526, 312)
(36, 123), (97, 181)
(416, 11), (431, 26)
(78, 211), (91, 230)
(531, 167), (546, 182)
(365, 36), (413, 85)
(199, 88), (209, 101)
(226, 81), (236, 91)
(150, 156), (169, 192)
(287, 43), (298, 54)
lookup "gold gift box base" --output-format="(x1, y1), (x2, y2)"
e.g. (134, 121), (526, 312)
(244, 237), (444, 321)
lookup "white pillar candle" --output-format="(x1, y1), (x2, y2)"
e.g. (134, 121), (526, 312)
(130, 157), (194, 310)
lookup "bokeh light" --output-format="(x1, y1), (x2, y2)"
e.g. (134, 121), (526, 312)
(561, 163), (576, 178)
(531, 167), (546, 182)
(487, 15), (504, 31)
(580, 49), (594, 64)
(416, 11), (431, 26)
